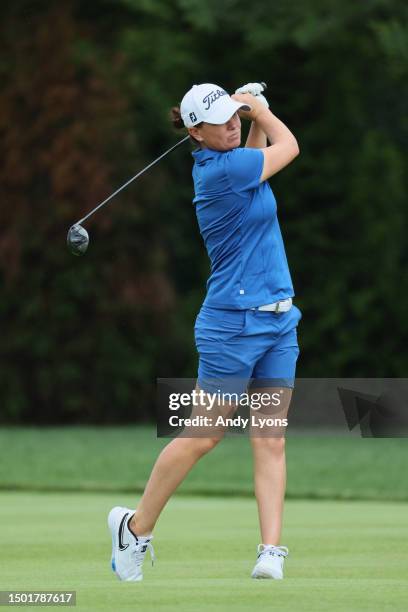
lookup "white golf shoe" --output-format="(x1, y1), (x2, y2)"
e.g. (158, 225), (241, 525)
(108, 506), (155, 581)
(251, 544), (289, 579)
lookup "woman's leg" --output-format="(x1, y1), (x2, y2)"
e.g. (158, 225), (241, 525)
(249, 387), (292, 545)
(130, 436), (221, 535)
(130, 384), (234, 536)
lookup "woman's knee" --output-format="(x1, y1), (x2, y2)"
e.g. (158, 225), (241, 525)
(183, 435), (223, 457)
(251, 435), (286, 455)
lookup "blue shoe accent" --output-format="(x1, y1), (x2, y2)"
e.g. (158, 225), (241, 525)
(111, 558), (116, 572)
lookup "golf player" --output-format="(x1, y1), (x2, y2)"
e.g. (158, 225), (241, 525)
(109, 82), (302, 581)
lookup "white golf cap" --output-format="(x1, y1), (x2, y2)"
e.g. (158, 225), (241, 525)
(180, 83), (251, 128)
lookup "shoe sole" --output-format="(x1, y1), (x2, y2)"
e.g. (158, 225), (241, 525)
(108, 506), (143, 582)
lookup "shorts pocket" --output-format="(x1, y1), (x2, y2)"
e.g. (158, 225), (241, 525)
(194, 306), (246, 344)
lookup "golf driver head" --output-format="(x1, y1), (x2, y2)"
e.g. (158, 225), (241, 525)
(67, 224), (89, 256)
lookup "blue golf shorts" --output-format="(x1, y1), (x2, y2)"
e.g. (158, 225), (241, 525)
(194, 303), (302, 395)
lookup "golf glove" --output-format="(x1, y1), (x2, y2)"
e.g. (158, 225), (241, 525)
(235, 82), (269, 108)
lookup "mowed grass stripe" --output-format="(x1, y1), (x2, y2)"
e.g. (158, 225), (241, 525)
(0, 427), (407, 500)
(0, 493), (407, 611)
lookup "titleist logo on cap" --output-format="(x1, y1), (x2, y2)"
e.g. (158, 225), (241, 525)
(202, 89), (227, 111)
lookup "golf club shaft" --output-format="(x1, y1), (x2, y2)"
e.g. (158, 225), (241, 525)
(77, 134), (190, 226)
(75, 82), (267, 226)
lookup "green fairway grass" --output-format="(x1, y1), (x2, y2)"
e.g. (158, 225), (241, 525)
(0, 427), (407, 501)
(0, 492), (407, 611)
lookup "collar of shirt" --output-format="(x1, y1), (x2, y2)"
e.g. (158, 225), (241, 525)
(192, 148), (221, 164)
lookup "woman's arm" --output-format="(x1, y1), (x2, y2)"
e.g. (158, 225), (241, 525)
(233, 93), (299, 181)
(245, 121), (267, 149)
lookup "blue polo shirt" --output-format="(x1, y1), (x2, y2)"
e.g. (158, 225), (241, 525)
(192, 146), (294, 309)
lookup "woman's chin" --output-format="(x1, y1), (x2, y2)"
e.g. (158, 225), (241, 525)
(228, 136), (241, 148)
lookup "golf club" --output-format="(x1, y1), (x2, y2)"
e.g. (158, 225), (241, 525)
(67, 134), (190, 256)
(67, 82), (267, 256)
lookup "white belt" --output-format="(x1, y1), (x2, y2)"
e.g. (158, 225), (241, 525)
(250, 297), (293, 313)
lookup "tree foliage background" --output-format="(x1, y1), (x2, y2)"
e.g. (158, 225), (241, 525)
(1, 0), (407, 423)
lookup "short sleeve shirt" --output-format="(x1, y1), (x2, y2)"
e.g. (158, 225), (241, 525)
(192, 146), (294, 309)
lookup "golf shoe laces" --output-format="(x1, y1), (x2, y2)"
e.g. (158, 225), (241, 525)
(257, 544), (289, 558)
(132, 539), (155, 567)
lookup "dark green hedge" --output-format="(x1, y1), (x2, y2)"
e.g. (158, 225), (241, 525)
(1, 0), (407, 422)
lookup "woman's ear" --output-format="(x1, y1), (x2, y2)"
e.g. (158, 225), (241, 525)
(189, 127), (203, 142)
